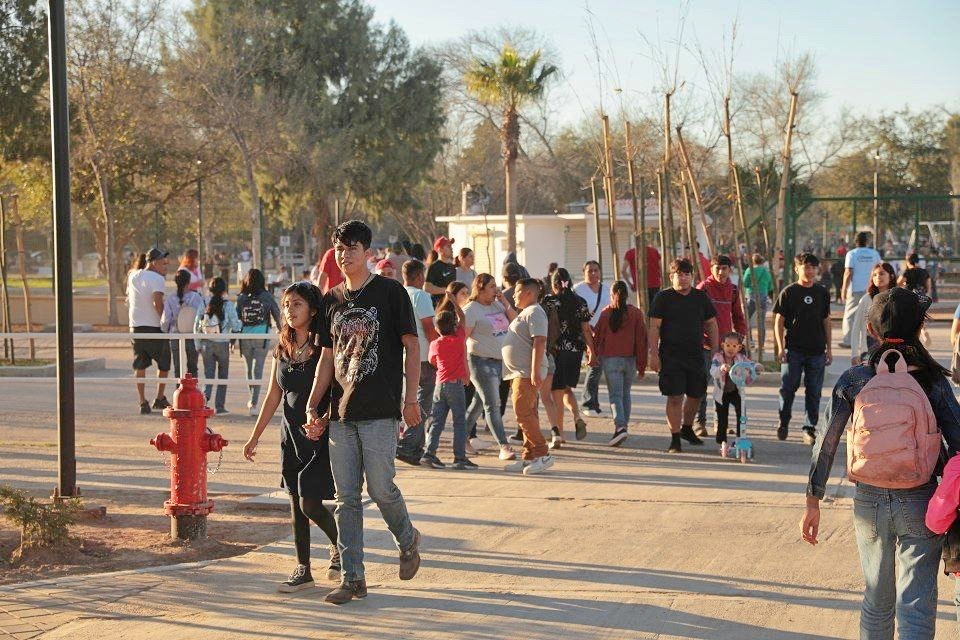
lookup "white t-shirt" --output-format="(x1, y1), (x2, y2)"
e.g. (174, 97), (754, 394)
(573, 281), (611, 328)
(463, 300), (509, 359)
(127, 268), (166, 328)
(405, 285), (434, 362)
(844, 247), (882, 292)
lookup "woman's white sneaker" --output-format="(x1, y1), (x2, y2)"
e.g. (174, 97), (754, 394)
(522, 455), (554, 475)
(498, 446), (516, 461)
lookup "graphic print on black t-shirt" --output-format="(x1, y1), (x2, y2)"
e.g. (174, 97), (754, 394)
(772, 283), (830, 355)
(321, 275), (417, 423)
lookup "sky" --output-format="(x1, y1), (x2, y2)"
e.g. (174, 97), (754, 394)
(367, 0), (960, 128)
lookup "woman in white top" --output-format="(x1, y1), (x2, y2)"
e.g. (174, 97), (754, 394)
(849, 262), (895, 364)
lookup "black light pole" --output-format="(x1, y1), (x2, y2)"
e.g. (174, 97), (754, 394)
(196, 159), (203, 262)
(48, 0), (77, 499)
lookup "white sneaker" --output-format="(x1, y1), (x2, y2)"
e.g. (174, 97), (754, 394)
(465, 441), (479, 456)
(469, 437), (490, 451)
(585, 408), (602, 417)
(549, 434), (562, 449)
(523, 455), (554, 475)
(507, 433), (524, 445)
(248, 405), (258, 417)
(503, 458), (528, 472)
(498, 446), (517, 461)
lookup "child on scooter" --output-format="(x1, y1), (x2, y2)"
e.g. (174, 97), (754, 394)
(709, 332), (762, 445)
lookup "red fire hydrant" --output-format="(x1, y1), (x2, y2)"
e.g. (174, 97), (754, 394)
(149, 374), (228, 540)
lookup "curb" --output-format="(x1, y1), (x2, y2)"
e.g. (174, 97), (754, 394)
(0, 558), (215, 592)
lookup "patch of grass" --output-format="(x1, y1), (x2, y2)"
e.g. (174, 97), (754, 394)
(0, 359), (54, 366)
(5, 276), (105, 290)
(0, 485), (83, 560)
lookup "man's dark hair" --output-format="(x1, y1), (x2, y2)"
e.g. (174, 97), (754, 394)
(794, 252), (820, 267)
(332, 220), (372, 250)
(712, 254), (733, 267)
(435, 310), (458, 336)
(668, 258), (693, 275)
(517, 277), (541, 293)
(503, 262), (522, 286)
(403, 258), (425, 282)
(855, 232), (868, 247)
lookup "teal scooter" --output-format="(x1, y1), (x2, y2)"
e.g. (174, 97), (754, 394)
(721, 360), (761, 463)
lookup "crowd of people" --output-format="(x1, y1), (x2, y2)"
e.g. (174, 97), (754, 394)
(126, 224), (960, 634)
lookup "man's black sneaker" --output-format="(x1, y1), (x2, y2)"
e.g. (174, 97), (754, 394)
(608, 429), (628, 447)
(802, 427), (817, 446)
(278, 564), (314, 593)
(140, 401), (151, 415)
(666, 434), (682, 453)
(152, 396), (171, 410)
(396, 452), (422, 466)
(419, 453), (445, 469)
(451, 459), (479, 470)
(777, 425), (789, 441)
(324, 579), (367, 604)
(679, 424), (704, 445)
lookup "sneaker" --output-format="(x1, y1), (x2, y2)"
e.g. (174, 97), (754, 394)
(802, 427), (817, 445)
(694, 423), (708, 437)
(398, 528), (421, 580)
(584, 407), (602, 417)
(248, 405), (258, 417)
(776, 425), (789, 441)
(152, 396), (170, 410)
(139, 401), (151, 415)
(327, 545), (341, 581)
(549, 434), (563, 450)
(507, 431), (524, 445)
(574, 418), (587, 441)
(451, 459), (479, 470)
(396, 452), (422, 466)
(469, 437), (490, 452)
(324, 579), (367, 604)
(679, 425), (704, 445)
(464, 441), (479, 456)
(419, 453), (445, 469)
(278, 564), (314, 593)
(216, 408), (230, 415)
(498, 446), (516, 461)
(838, 342), (851, 349)
(666, 434), (682, 453)
(523, 455), (554, 475)
(504, 458), (529, 472)
(608, 429), (628, 447)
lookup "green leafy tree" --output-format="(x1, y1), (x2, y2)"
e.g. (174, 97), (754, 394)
(465, 44), (557, 253)
(0, 0), (47, 160)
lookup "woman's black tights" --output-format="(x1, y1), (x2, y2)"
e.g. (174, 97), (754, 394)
(290, 492), (338, 567)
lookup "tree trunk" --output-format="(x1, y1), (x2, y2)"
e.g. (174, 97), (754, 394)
(13, 218), (36, 359)
(235, 132), (261, 270)
(601, 115), (621, 280)
(663, 93), (674, 263)
(502, 109), (520, 256)
(625, 122), (647, 315)
(774, 93), (799, 287)
(91, 159), (119, 326)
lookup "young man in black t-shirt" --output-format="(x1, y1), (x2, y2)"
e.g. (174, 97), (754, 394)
(425, 235), (457, 306)
(648, 258), (719, 453)
(773, 252), (833, 445)
(305, 220), (422, 604)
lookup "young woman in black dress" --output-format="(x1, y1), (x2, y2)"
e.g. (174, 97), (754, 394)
(242, 282), (338, 593)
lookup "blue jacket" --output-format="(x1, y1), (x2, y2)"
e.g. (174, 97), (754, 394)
(807, 362), (960, 499)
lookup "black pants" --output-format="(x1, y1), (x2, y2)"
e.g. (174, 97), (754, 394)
(715, 390), (742, 444)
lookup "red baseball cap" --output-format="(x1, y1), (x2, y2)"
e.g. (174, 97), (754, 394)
(375, 258), (394, 271)
(433, 236), (455, 251)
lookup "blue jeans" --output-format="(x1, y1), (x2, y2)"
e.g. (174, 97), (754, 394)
(426, 381), (468, 461)
(582, 362), (602, 410)
(465, 355), (508, 445)
(201, 341), (230, 411)
(853, 482), (941, 640)
(170, 338), (198, 378)
(329, 418), (415, 582)
(601, 356), (635, 430)
(239, 338), (268, 407)
(778, 351), (825, 429)
(396, 361), (436, 459)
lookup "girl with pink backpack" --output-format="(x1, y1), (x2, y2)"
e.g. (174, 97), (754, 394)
(801, 288), (960, 639)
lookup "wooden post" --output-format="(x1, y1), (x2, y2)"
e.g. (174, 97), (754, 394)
(663, 93), (675, 264)
(625, 122), (647, 314)
(774, 92), (799, 290)
(9, 196), (35, 360)
(675, 127), (716, 259)
(680, 177), (701, 284)
(601, 115), (621, 280)
(0, 195), (13, 363)
(656, 168), (668, 286)
(754, 166), (772, 261)
(590, 177), (603, 273)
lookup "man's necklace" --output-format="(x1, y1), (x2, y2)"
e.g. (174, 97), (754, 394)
(343, 273), (374, 308)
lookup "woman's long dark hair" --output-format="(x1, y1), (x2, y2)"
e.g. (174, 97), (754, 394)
(437, 281), (467, 322)
(240, 268), (266, 296)
(609, 280), (629, 332)
(131, 252), (147, 271)
(551, 267), (574, 298)
(866, 291), (946, 389)
(275, 281), (325, 360)
(175, 269), (191, 305)
(206, 277), (227, 320)
(866, 262), (896, 298)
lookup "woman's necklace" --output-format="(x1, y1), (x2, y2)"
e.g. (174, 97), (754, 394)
(343, 273), (374, 308)
(287, 335), (311, 373)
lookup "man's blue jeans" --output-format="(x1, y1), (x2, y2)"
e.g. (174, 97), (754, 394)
(778, 351), (825, 429)
(396, 361), (436, 459)
(465, 355), (508, 445)
(426, 381), (468, 461)
(853, 482), (941, 640)
(582, 362), (602, 410)
(601, 356), (635, 430)
(329, 418), (416, 582)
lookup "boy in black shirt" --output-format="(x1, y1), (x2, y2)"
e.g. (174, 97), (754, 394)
(773, 252), (833, 445)
(306, 220), (422, 604)
(648, 258), (719, 453)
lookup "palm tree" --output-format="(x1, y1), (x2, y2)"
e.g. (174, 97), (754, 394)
(465, 45), (556, 255)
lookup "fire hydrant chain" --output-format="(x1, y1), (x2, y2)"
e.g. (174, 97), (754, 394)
(207, 448), (224, 475)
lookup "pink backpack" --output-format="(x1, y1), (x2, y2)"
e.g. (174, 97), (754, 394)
(847, 350), (941, 489)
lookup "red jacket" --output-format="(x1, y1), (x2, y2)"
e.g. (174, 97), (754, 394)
(593, 304), (647, 375)
(696, 275), (747, 341)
